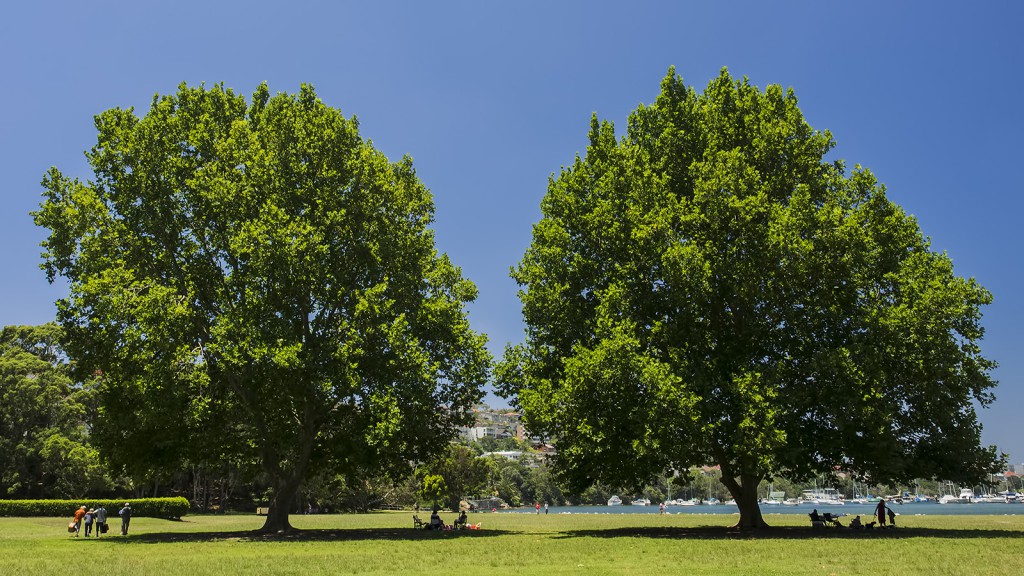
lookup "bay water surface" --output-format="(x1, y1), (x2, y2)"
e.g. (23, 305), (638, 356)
(498, 501), (1023, 516)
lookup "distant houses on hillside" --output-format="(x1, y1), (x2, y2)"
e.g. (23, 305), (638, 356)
(458, 407), (1024, 484)
(458, 406), (555, 468)
(457, 406), (527, 443)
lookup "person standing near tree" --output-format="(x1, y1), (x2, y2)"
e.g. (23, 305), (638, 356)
(118, 503), (132, 535)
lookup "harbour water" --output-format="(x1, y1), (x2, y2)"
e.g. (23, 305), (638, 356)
(498, 501), (1023, 516)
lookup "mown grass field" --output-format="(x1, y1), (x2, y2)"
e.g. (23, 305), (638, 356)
(2, 511), (1022, 575)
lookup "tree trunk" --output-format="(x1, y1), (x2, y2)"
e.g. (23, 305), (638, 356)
(719, 470), (769, 530)
(256, 401), (318, 533)
(731, 484), (768, 530)
(261, 476), (299, 533)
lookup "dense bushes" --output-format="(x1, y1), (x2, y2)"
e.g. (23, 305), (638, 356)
(0, 497), (189, 518)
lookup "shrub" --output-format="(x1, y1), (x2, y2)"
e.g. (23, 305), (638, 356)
(0, 497), (189, 518)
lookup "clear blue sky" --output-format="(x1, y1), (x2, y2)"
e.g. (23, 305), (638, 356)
(2, 1), (1021, 464)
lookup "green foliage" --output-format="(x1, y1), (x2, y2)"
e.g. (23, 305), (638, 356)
(486, 456), (527, 507)
(38, 434), (112, 498)
(0, 324), (114, 499)
(34, 83), (491, 531)
(299, 467), (414, 513)
(418, 474), (446, 509)
(499, 67), (1002, 528)
(417, 444), (491, 511)
(480, 455), (566, 507)
(473, 436), (530, 454)
(524, 463), (564, 505)
(0, 497), (188, 518)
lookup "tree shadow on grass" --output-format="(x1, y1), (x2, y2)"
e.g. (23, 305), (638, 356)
(124, 527), (512, 544)
(555, 526), (1024, 541)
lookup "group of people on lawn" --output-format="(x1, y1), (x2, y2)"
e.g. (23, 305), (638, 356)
(414, 503), (477, 531)
(70, 503), (132, 537)
(810, 497), (897, 529)
(428, 508), (471, 530)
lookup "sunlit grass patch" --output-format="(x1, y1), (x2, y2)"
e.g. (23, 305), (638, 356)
(1, 511), (1021, 575)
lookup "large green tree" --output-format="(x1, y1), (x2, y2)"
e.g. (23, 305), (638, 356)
(35, 83), (490, 532)
(418, 444), (491, 511)
(0, 324), (110, 498)
(497, 68), (1001, 529)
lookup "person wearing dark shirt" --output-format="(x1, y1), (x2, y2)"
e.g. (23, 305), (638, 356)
(119, 503), (133, 535)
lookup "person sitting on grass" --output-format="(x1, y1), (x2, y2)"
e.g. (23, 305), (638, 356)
(454, 510), (468, 529)
(850, 515), (863, 529)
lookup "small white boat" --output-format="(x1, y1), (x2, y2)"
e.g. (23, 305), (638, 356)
(631, 498), (650, 506)
(939, 488), (974, 504)
(800, 487), (844, 506)
(762, 488), (786, 505)
(607, 495), (622, 506)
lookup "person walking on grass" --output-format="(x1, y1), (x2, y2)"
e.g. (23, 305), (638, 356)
(72, 505), (86, 537)
(83, 508), (94, 537)
(95, 506), (107, 538)
(119, 503), (132, 535)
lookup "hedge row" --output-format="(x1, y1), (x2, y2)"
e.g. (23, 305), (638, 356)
(0, 497), (189, 519)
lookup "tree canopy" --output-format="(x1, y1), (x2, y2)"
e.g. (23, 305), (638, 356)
(417, 444), (491, 511)
(497, 68), (1001, 529)
(0, 323), (110, 498)
(34, 83), (490, 531)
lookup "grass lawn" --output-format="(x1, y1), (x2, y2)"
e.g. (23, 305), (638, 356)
(2, 511), (1022, 575)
